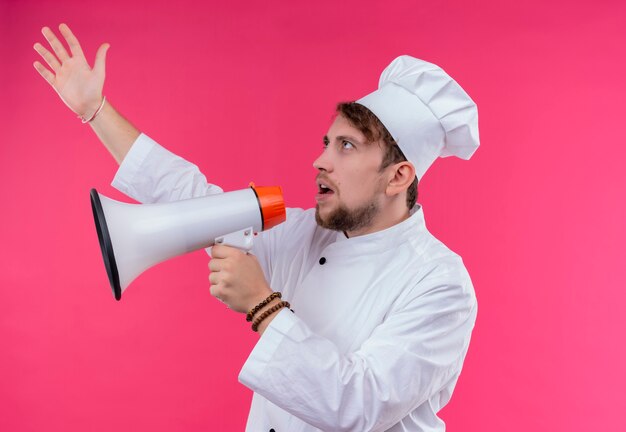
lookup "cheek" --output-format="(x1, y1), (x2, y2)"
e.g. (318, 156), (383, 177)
(335, 156), (384, 199)
(339, 172), (379, 201)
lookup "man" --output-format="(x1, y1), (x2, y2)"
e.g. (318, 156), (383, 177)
(34, 23), (479, 431)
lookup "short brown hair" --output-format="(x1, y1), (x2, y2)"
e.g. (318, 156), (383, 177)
(336, 102), (418, 210)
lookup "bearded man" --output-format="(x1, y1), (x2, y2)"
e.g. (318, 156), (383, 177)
(34, 23), (480, 432)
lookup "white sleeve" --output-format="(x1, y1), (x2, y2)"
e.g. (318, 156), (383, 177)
(109, 132), (296, 280)
(111, 133), (223, 204)
(238, 269), (477, 431)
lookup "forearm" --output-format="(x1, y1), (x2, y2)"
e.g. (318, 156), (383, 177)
(111, 132), (224, 204)
(89, 100), (140, 165)
(240, 283), (476, 431)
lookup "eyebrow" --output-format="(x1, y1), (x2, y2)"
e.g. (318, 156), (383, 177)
(322, 135), (365, 146)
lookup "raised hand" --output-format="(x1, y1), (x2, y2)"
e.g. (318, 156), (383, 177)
(34, 24), (109, 120)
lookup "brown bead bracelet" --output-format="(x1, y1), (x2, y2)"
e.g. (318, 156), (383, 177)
(246, 291), (282, 322)
(251, 301), (290, 332)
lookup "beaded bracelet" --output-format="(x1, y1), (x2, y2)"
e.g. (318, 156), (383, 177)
(246, 291), (282, 322)
(251, 301), (290, 332)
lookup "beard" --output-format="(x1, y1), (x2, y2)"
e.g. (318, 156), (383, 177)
(315, 199), (379, 233)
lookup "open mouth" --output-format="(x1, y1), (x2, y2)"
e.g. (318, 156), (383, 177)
(317, 182), (335, 195)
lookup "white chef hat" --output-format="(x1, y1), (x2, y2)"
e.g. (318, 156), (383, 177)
(356, 55), (479, 180)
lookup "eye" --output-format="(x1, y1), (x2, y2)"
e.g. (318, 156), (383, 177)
(323, 138), (329, 149)
(342, 140), (355, 150)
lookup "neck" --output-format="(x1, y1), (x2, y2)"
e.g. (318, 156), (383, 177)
(346, 206), (410, 238)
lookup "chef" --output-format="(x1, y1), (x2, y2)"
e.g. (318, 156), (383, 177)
(34, 24), (480, 432)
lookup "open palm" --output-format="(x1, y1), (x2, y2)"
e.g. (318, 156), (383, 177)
(34, 24), (109, 118)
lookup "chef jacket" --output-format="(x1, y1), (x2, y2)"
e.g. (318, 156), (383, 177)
(111, 134), (477, 432)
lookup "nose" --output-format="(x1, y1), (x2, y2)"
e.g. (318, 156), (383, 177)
(313, 148), (332, 172)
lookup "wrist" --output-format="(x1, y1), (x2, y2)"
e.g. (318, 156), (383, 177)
(253, 299), (289, 334)
(256, 297), (282, 315)
(245, 287), (276, 321)
(255, 302), (283, 335)
(79, 95), (106, 123)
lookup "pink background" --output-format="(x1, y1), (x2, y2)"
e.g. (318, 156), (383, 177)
(1, 0), (625, 430)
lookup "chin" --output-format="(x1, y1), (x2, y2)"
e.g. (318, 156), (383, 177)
(314, 204), (335, 228)
(315, 201), (379, 233)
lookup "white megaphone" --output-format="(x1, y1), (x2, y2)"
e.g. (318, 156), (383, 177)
(90, 185), (286, 300)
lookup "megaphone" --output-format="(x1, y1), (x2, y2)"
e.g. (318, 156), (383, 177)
(90, 185), (286, 301)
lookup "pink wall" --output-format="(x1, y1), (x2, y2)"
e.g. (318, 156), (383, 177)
(1, 0), (625, 430)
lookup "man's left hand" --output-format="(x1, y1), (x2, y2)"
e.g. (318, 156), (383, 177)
(208, 244), (273, 313)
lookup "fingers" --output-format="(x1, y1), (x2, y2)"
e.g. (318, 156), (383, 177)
(211, 244), (242, 259)
(209, 272), (219, 285)
(94, 43), (110, 77)
(211, 244), (228, 258)
(42, 26), (70, 62)
(209, 275), (227, 305)
(209, 259), (221, 272)
(33, 61), (55, 86)
(33, 42), (61, 72)
(58, 23), (85, 59)
(209, 282), (221, 299)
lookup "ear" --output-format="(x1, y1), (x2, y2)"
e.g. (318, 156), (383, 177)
(385, 161), (416, 198)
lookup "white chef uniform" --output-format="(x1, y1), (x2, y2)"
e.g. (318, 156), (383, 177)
(111, 133), (477, 432)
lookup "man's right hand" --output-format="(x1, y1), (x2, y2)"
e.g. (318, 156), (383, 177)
(34, 23), (109, 121)
(33, 23), (139, 164)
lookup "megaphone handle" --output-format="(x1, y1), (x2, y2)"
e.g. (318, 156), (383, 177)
(214, 227), (255, 252)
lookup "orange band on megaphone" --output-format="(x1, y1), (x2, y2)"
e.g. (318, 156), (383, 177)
(250, 185), (286, 230)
